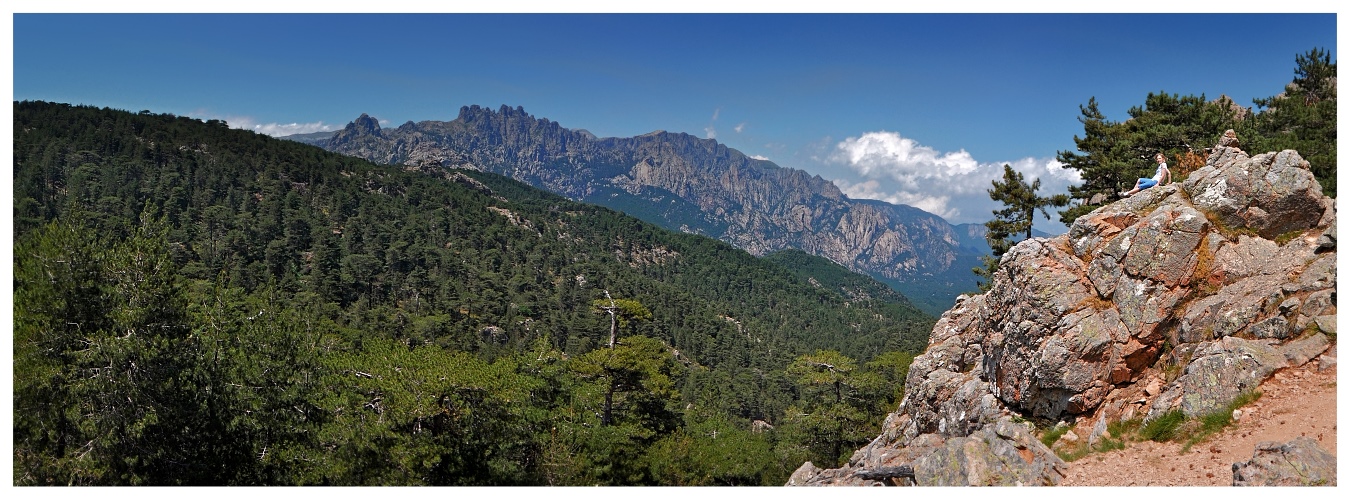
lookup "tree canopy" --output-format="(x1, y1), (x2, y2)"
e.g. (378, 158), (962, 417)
(1243, 47), (1337, 196)
(974, 164), (1068, 290)
(1055, 93), (1242, 224)
(1055, 48), (1336, 225)
(12, 101), (929, 485)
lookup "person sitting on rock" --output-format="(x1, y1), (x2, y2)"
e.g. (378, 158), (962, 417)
(1121, 153), (1171, 197)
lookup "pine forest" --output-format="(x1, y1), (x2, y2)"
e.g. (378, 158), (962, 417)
(12, 101), (933, 485)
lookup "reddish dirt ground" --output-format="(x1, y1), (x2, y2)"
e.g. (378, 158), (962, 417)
(1060, 354), (1337, 487)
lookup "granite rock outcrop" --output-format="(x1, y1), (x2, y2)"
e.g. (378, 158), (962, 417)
(1231, 437), (1337, 486)
(790, 131), (1336, 486)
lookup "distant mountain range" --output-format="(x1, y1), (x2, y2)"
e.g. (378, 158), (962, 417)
(290, 105), (1009, 314)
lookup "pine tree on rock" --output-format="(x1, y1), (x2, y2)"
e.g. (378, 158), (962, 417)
(1245, 47), (1337, 196)
(975, 164), (1068, 290)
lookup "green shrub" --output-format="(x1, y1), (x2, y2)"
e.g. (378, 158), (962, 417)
(1056, 445), (1091, 462)
(1181, 390), (1262, 452)
(1274, 229), (1306, 245)
(1055, 433), (1126, 462)
(1039, 423), (1071, 448)
(1092, 436), (1126, 453)
(1139, 410), (1186, 442)
(1107, 417), (1142, 439)
(1231, 390), (1262, 408)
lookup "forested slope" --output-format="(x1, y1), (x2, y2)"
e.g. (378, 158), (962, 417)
(12, 101), (934, 485)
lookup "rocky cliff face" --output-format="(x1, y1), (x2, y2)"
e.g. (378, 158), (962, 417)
(789, 131), (1336, 486)
(322, 105), (977, 315)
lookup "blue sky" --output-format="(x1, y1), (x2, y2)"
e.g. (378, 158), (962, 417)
(10, 9), (1338, 233)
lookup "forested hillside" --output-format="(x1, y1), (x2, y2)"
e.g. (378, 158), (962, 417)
(12, 101), (934, 485)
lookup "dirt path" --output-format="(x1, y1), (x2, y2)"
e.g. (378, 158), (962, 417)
(1060, 358), (1337, 486)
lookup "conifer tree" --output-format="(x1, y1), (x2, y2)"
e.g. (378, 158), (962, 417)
(1056, 97), (1129, 224)
(1245, 47), (1337, 196)
(13, 209), (218, 484)
(975, 164), (1068, 290)
(1056, 93), (1242, 224)
(778, 350), (886, 468)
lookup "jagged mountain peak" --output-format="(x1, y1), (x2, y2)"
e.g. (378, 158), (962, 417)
(349, 113), (382, 135)
(457, 103), (537, 122)
(326, 113), (387, 152)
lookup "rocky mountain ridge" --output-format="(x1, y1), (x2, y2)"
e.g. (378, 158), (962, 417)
(309, 105), (982, 315)
(788, 130), (1337, 486)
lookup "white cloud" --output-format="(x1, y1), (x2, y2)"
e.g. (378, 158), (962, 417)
(253, 121), (336, 137)
(831, 131), (982, 192)
(827, 130), (1082, 233)
(735, 122), (746, 133)
(750, 154), (770, 161)
(226, 115), (336, 137)
(835, 179), (959, 220)
(705, 108), (721, 139)
(1005, 156), (1083, 185)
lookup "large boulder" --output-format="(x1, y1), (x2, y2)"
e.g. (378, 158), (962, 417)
(910, 418), (1066, 486)
(1184, 136), (1327, 239)
(1146, 336), (1286, 418)
(1232, 437), (1337, 486)
(792, 417), (1065, 486)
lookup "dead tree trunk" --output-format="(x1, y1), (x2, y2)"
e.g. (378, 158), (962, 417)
(603, 290), (617, 349)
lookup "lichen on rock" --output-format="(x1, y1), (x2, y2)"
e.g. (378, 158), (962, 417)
(1232, 437), (1337, 486)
